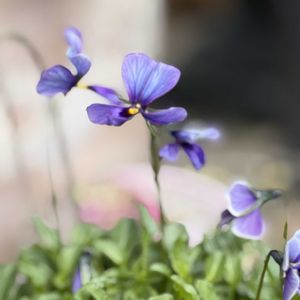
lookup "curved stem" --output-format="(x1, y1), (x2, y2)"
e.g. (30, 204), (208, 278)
(255, 251), (272, 300)
(0, 32), (76, 230)
(0, 70), (31, 202)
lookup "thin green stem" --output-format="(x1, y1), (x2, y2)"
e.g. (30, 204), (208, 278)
(255, 251), (272, 300)
(147, 122), (166, 230)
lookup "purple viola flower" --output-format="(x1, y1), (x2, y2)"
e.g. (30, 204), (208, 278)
(36, 27), (91, 96)
(72, 267), (82, 294)
(72, 251), (91, 294)
(219, 182), (281, 240)
(282, 230), (300, 300)
(86, 53), (187, 126)
(159, 127), (219, 170)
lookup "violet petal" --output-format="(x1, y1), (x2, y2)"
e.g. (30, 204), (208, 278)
(69, 53), (91, 78)
(64, 27), (82, 55)
(72, 267), (82, 294)
(122, 53), (180, 105)
(86, 103), (130, 126)
(232, 208), (265, 240)
(182, 143), (205, 170)
(283, 236), (300, 271)
(172, 128), (220, 143)
(142, 107), (187, 126)
(159, 143), (180, 161)
(228, 183), (257, 216)
(88, 85), (123, 105)
(171, 130), (198, 143)
(36, 65), (76, 96)
(283, 269), (300, 300)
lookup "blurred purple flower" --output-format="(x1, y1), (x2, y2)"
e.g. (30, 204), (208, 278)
(72, 267), (82, 294)
(219, 182), (281, 240)
(159, 128), (219, 170)
(72, 251), (91, 294)
(36, 27), (91, 96)
(86, 53), (187, 126)
(282, 230), (300, 300)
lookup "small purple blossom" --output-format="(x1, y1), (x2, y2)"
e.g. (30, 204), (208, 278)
(36, 27), (91, 96)
(72, 251), (91, 294)
(86, 53), (187, 126)
(159, 128), (219, 170)
(72, 267), (82, 294)
(219, 182), (281, 240)
(282, 230), (300, 300)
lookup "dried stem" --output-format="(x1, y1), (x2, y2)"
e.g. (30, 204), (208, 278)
(0, 32), (76, 231)
(0, 70), (31, 202)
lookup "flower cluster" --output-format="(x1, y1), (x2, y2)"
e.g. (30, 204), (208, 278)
(35, 27), (292, 299)
(37, 28), (187, 127)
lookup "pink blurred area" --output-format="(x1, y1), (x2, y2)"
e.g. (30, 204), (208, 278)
(77, 164), (227, 247)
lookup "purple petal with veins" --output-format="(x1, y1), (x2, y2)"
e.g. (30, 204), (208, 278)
(182, 143), (205, 170)
(283, 269), (300, 300)
(142, 107), (187, 126)
(86, 103), (130, 126)
(88, 85), (123, 105)
(36, 65), (77, 96)
(122, 53), (180, 105)
(283, 236), (300, 272)
(228, 183), (257, 216)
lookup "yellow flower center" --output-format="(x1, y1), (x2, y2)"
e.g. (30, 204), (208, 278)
(127, 103), (141, 115)
(76, 83), (88, 89)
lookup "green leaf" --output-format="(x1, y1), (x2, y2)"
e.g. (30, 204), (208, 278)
(195, 280), (220, 300)
(171, 275), (198, 300)
(163, 223), (187, 251)
(110, 219), (139, 263)
(18, 246), (54, 289)
(150, 263), (172, 277)
(139, 205), (160, 239)
(0, 264), (17, 300)
(75, 273), (119, 300)
(53, 245), (82, 289)
(223, 254), (242, 286)
(72, 223), (103, 246)
(33, 217), (60, 252)
(149, 294), (174, 300)
(93, 239), (123, 265)
(75, 285), (110, 300)
(35, 293), (62, 300)
(205, 251), (224, 283)
(168, 235), (200, 280)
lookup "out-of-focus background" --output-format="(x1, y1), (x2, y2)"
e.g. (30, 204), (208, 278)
(0, 0), (299, 262)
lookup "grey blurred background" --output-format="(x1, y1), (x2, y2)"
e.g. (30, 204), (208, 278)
(0, 0), (299, 262)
